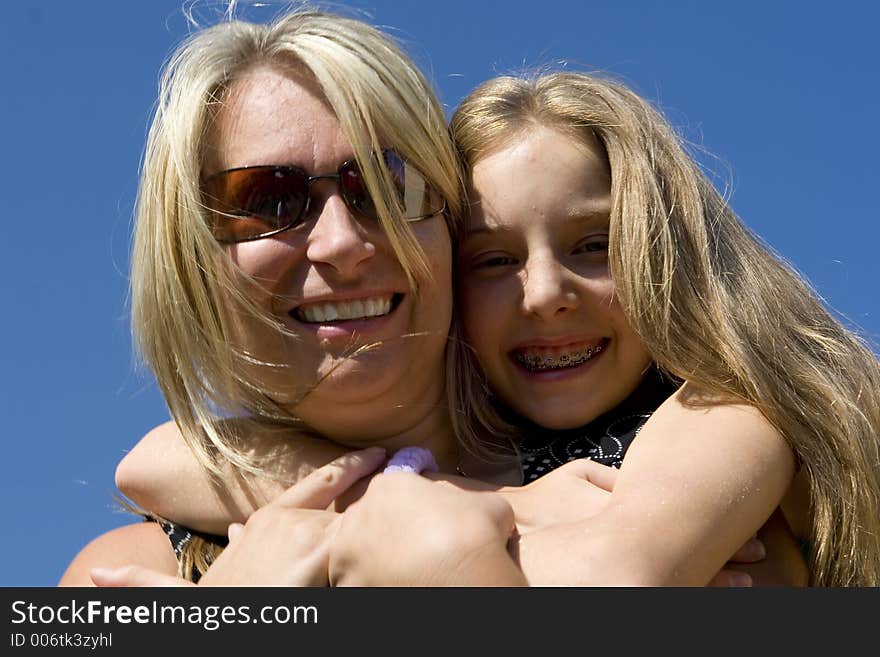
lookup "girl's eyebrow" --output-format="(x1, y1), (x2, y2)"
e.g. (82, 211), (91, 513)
(565, 207), (611, 224)
(463, 207), (610, 238)
(462, 224), (514, 238)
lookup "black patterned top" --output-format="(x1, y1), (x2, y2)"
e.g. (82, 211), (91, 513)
(155, 519), (226, 584)
(514, 368), (680, 482)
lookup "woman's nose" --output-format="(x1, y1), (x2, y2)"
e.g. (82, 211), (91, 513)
(305, 190), (376, 276)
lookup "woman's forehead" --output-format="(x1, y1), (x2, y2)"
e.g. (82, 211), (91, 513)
(204, 65), (350, 175)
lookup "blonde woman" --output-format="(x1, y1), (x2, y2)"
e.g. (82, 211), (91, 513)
(59, 8), (506, 585)
(65, 10), (804, 587)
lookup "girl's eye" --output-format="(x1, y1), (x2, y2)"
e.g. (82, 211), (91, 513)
(485, 256), (516, 267)
(472, 253), (517, 269)
(573, 236), (609, 255)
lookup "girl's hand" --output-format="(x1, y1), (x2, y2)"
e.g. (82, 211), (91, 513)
(91, 566), (195, 587)
(708, 508), (809, 587)
(329, 472), (525, 586)
(93, 448), (385, 587)
(497, 458), (618, 533)
(199, 447), (385, 586)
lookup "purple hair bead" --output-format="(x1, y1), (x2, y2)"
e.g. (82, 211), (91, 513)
(383, 447), (439, 475)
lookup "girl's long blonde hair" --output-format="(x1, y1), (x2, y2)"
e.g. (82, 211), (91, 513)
(450, 72), (880, 586)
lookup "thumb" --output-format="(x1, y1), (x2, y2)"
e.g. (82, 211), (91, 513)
(227, 522), (245, 544)
(726, 536), (766, 564)
(91, 565), (195, 588)
(554, 458), (619, 492)
(275, 447), (387, 510)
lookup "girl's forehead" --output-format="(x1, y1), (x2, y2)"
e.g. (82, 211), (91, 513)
(463, 127), (611, 235)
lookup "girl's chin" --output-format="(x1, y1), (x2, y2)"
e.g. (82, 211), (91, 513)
(511, 402), (604, 431)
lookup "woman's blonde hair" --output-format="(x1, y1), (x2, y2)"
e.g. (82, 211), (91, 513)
(132, 9), (467, 481)
(450, 72), (880, 586)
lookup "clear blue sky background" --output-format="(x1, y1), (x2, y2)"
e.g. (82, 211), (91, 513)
(3, 1), (877, 586)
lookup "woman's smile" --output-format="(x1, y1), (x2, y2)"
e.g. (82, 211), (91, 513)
(210, 65), (453, 439)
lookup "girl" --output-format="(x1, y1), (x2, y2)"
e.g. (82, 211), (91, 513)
(327, 72), (880, 586)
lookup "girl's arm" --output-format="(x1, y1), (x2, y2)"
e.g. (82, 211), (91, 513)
(116, 421), (349, 534)
(495, 384), (793, 585)
(510, 384), (796, 585)
(329, 386), (797, 586)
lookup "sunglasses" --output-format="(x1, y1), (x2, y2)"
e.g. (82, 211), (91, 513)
(201, 149), (446, 243)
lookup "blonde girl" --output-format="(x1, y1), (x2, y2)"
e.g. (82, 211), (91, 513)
(328, 72), (880, 586)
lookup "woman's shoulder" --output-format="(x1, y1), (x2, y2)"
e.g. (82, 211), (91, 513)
(58, 520), (178, 586)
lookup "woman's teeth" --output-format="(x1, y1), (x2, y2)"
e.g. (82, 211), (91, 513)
(296, 296), (394, 323)
(515, 342), (605, 372)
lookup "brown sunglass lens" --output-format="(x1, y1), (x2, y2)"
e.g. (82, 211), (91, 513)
(205, 167), (309, 241)
(337, 152), (417, 220)
(339, 162), (375, 218)
(383, 150), (444, 220)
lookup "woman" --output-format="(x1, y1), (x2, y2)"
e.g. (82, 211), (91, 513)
(63, 10), (799, 587)
(59, 8), (490, 584)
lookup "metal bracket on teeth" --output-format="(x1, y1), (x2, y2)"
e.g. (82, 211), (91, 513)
(520, 345), (603, 371)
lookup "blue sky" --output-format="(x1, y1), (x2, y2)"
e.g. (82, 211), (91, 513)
(3, 1), (877, 586)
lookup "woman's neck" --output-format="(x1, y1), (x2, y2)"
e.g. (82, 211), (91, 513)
(339, 400), (460, 474)
(298, 377), (461, 473)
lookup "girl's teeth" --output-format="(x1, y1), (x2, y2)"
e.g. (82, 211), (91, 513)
(516, 342), (605, 371)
